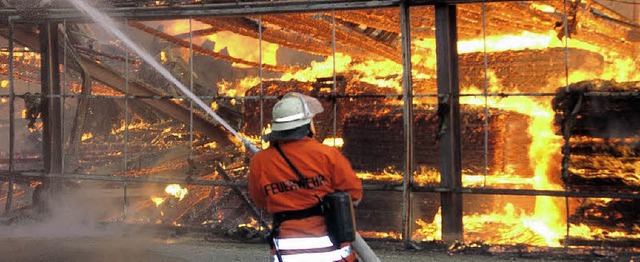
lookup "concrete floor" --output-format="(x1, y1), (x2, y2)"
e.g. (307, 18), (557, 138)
(0, 232), (600, 262)
(0, 235), (521, 262)
(0, 220), (629, 262)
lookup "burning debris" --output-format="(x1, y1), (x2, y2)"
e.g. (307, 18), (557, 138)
(553, 80), (640, 188)
(551, 80), (640, 247)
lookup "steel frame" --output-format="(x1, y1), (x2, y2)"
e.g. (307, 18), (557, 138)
(0, 0), (639, 248)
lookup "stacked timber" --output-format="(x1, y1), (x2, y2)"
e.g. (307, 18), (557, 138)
(563, 137), (640, 189)
(552, 80), (640, 138)
(342, 104), (532, 176)
(552, 80), (640, 190)
(555, 80), (639, 243)
(457, 48), (604, 94)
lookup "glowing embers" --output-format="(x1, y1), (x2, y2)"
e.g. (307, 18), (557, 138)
(237, 217), (264, 231)
(0, 48), (41, 84)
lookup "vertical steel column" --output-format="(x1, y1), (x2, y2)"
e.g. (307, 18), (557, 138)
(40, 22), (63, 179)
(400, 1), (415, 244)
(123, 19), (130, 220)
(331, 10), (338, 139)
(258, 15), (264, 137)
(435, 4), (463, 243)
(5, 19), (16, 213)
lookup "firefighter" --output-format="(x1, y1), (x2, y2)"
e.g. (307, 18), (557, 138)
(248, 92), (363, 262)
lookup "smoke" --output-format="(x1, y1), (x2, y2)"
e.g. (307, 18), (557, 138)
(0, 182), (128, 239)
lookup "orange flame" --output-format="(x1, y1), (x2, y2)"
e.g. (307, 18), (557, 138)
(204, 141), (217, 149)
(81, 132), (93, 141)
(111, 121), (152, 135)
(151, 197), (165, 207)
(205, 31), (279, 67)
(322, 137), (344, 147)
(279, 53), (403, 92)
(160, 50), (167, 62)
(529, 3), (557, 13)
(237, 217), (264, 230)
(413, 208), (442, 242)
(165, 184), (188, 201)
(459, 72), (564, 245)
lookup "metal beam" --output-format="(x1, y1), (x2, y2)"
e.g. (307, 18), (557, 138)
(412, 186), (640, 200)
(0, 0), (524, 23)
(5, 171), (248, 187)
(435, 3), (463, 244)
(4, 19), (15, 213)
(399, 0), (414, 246)
(40, 21), (63, 178)
(4, 170), (639, 200)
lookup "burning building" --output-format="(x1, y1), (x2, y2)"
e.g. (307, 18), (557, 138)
(0, 0), (639, 258)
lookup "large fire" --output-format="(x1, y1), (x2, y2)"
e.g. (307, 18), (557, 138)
(3, 7), (635, 249)
(71, 15), (637, 247)
(247, 28), (636, 245)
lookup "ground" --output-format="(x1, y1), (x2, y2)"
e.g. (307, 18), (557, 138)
(0, 222), (634, 262)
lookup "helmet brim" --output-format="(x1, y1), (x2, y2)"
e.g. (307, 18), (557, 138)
(271, 117), (312, 132)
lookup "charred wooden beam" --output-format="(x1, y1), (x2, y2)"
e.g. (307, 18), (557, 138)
(215, 163), (269, 230)
(435, 4), (463, 243)
(260, 14), (400, 63)
(552, 80), (640, 138)
(65, 62), (92, 174)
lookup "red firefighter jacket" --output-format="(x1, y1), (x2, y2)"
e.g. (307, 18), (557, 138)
(248, 137), (363, 261)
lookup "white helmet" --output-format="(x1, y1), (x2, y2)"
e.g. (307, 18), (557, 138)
(271, 92), (324, 131)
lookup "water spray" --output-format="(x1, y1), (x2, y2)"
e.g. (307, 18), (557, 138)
(67, 0), (260, 154)
(67, 1), (380, 260)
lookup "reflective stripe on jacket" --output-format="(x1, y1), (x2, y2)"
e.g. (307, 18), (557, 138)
(272, 236), (353, 262)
